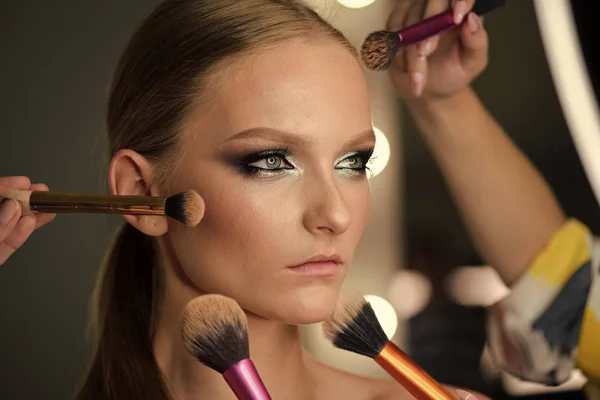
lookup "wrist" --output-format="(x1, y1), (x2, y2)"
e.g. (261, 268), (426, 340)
(404, 87), (476, 125)
(402, 86), (489, 152)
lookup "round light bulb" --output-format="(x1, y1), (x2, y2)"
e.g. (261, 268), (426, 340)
(369, 127), (391, 178)
(446, 266), (510, 307)
(388, 270), (432, 319)
(364, 295), (398, 338)
(336, 0), (377, 9)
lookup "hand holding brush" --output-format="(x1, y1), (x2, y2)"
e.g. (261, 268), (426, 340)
(361, 0), (505, 72)
(0, 177), (56, 266)
(0, 184), (204, 226)
(0, 175), (205, 267)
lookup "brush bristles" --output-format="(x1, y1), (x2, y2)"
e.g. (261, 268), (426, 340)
(360, 30), (399, 71)
(323, 293), (389, 358)
(165, 190), (205, 227)
(181, 294), (249, 374)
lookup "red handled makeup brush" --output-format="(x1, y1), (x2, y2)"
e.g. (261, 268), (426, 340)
(0, 187), (205, 226)
(361, 0), (506, 70)
(324, 293), (458, 400)
(181, 294), (273, 400)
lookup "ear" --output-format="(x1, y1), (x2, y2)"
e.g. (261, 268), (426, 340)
(107, 149), (169, 236)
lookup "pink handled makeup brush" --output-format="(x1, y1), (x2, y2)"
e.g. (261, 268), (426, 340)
(361, 0), (506, 70)
(181, 294), (272, 400)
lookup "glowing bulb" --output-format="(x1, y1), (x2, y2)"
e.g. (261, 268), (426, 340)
(369, 127), (391, 177)
(364, 295), (398, 338)
(336, 0), (376, 9)
(387, 270), (432, 319)
(446, 266), (510, 307)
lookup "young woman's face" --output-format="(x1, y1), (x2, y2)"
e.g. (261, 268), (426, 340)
(166, 38), (374, 324)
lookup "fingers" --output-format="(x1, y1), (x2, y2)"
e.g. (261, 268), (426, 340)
(0, 198), (33, 266)
(0, 176), (31, 190)
(452, 0), (477, 23)
(402, 1), (429, 96)
(417, 0), (448, 62)
(0, 213), (37, 266)
(0, 178), (56, 266)
(459, 12), (489, 73)
(29, 183), (56, 229)
(423, 0), (451, 20)
(386, 1), (411, 31)
(0, 200), (21, 243)
(454, 388), (485, 399)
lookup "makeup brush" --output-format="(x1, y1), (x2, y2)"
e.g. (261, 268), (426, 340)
(361, 0), (506, 70)
(181, 294), (272, 400)
(0, 186), (205, 227)
(323, 294), (457, 400)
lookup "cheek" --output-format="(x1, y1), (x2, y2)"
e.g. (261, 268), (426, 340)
(345, 181), (372, 237)
(175, 180), (301, 270)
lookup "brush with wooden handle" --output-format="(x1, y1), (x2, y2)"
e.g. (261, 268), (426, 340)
(0, 186), (205, 227)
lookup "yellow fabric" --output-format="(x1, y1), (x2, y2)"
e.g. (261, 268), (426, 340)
(527, 218), (599, 387)
(527, 219), (591, 287)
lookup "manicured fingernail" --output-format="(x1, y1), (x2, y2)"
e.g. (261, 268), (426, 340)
(455, 389), (480, 400)
(0, 199), (18, 225)
(454, 0), (468, 24)
(468, 12), (480, 34)
(411, 72), (424, 97)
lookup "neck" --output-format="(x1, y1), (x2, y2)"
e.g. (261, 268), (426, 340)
(153, 259), (314, 399)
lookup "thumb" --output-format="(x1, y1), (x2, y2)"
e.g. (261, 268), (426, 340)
(459, 12), (489, 74)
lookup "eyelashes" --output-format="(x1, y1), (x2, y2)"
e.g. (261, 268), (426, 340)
(234, 149), (294, 176)
(335, 149), (375, 175)
(234, 148), (375, 177)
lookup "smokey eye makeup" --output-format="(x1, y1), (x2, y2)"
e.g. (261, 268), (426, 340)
(334, 148), (375, 175)
(233, 148), (294, 177)
(231, 147), (376, 178)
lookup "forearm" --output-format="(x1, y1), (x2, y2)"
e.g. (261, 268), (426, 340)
(406, 87), (566, 286)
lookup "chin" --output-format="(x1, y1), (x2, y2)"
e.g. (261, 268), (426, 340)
(270, 285), (341, 325)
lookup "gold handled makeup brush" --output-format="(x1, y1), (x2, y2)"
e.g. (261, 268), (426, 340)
(323, 293), (458, 400)
(181, 294), (273, 400)
(0, 186), (205, 227)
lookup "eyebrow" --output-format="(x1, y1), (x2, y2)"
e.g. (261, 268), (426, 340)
(222, 127), (376, 148)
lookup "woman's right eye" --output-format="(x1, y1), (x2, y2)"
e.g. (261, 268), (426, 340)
(236, 149), (295, 177)
(247, 155), (291, 170)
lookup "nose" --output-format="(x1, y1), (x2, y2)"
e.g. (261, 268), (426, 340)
(302, 177), (352, 236)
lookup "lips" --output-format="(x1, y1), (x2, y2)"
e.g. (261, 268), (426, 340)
(288, 254), (343, 269)
(287, 254), (344, 277)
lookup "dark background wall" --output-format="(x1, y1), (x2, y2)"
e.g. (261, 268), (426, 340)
(0, 1), (598, 399)
(0, 2), (157, 398)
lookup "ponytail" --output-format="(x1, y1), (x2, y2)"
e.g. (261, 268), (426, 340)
(74, 223), (171, 400)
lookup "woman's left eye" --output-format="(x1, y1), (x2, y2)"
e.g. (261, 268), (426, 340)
(335, 150), (373, 172)
(336, 155), (365, 169)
